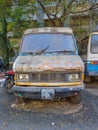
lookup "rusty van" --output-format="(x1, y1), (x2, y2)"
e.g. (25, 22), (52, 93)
(13, 27), (84, 104)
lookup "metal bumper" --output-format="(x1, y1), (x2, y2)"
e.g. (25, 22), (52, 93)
(12, 84), (84, 99)
(88, 71), (98, 76)
(87, 63), (98, 76)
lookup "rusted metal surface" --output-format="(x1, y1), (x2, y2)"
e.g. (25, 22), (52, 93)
(24, 27), (73, 35)
(13, 55), (84, 73)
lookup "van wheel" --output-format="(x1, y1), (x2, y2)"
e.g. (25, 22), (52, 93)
(16, 96), (25, 104)
(5, 79), (13, 94)
(67, 94), (81, 104)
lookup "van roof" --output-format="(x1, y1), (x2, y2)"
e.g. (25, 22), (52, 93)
(24, 27), (73, 35)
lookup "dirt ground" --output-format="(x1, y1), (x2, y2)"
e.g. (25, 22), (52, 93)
(0, 82), (98, 130)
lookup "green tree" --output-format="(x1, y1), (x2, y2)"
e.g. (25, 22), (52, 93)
(0, 0), (35, 68)
(0, 0), (12, 68)
(36, 0), (98, 39)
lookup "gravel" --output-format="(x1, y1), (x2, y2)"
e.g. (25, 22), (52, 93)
(0, 82), (98, 130)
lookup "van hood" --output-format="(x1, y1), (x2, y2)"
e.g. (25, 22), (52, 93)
(13, 55), (84, 72)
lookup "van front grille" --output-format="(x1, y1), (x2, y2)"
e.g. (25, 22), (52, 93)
(32, 73), (66, 82)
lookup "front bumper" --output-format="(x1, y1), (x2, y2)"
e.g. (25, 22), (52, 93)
(12, 84), (84, 99)
(86, 63), (98, 76)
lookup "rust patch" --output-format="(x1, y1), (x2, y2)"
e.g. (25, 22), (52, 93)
(13, 55), (84, 73)
(16, 81), (82, 86)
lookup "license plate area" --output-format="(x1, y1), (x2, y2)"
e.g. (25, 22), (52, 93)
(41, 89), (55, 99)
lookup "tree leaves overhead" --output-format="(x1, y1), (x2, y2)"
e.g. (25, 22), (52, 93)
(0, 0), (98, 68)
(0, 0), (12, 67)
(0, 0), (36, 67)
(0, 0), (12, 16)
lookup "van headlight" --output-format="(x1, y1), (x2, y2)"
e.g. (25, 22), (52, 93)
(68, 74), (80, 81)
(18, 74), (29, 81)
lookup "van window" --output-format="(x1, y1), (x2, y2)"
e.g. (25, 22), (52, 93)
(21, 34), (76, 53)
(91, 34), (98, 53)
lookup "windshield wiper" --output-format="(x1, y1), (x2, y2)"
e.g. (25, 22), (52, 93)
(21, 45), (50, 55)
(48, 50), (74, 54)
(21, 49), (74, 55)
(35, 45), (50, 55)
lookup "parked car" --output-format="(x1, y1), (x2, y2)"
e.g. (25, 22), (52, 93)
(13, 27), (84, 104)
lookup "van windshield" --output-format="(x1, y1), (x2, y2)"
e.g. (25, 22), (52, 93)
(91, 34), (98, 53)
(21, 34), (76, 54)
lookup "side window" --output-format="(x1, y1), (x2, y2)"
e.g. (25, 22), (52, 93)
(91, 34), (98, 53)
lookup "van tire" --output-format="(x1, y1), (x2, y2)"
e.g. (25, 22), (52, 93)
(5, 78), (13, 94)
(67, 93), (81, 104)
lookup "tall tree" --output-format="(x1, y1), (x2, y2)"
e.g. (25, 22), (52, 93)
(36, 0), (98, 29)
(0, 0), (35, 68)
(36, 0), (75, 26)
(0, 0), (13, 68)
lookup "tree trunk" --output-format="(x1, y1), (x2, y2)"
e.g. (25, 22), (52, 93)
(0, 16), (9, 69)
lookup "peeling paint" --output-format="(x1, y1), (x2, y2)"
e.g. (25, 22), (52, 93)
(13, 55), (84, 73)
(13, 27), (84, 74)
(16, 82), (82, 86)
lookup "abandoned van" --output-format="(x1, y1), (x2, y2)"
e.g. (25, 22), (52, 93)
(79, 31), (98, 82)
(13, 27), (84, 104)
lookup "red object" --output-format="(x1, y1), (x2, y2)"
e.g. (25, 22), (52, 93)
(6, 70), (15, 75)
(91, 61), (98, 64)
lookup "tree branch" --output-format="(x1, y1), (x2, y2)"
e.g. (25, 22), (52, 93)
(37, 0), (51, 20)
(60, 0), (75, 19)
(68, 3), (98, 15)
(55, 0), (62, 17)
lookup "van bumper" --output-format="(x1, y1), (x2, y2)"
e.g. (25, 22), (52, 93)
(86, 63), (98, 76)
(12, 85), (84, 99)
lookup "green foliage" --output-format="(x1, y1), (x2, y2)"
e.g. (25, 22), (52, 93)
(11, 6), (24, 38)
(0, 0), (37, 68)
(0, 0), (97, 68)
(0, 0), (12, 17)
(18, 0), (29, 5)
(0, 0), (12, 67)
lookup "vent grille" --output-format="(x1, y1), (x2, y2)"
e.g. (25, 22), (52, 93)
(32, 73), (66, 82)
